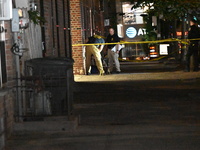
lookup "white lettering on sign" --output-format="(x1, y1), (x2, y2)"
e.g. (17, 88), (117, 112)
(138, 28), (146, 36)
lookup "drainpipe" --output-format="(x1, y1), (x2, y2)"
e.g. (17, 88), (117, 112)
(55, 0), (60, 57)
(40, 0), (46, 57)
(62, 0), (67, 57)
(51, 0), (56, 54)
(66, 0), (72, 58)
(89, 8), (93, 36)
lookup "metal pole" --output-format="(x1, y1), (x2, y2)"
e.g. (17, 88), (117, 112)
(14, 33), (22, 122)
(181, 17), (187, 63)
(89, 8), (93, 36)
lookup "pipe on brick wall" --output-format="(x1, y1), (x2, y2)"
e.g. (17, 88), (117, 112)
(40, 0), (46, 57)
(89, 8), (93, 36)
(66, 0), (72, 58)
(62, 0), (67, 57)
(51, 0), (56, 52)
(55, 0), (60, 57)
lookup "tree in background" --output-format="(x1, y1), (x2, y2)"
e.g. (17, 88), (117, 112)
(129, 0), (200, 21)
(127, 0), (200, 61)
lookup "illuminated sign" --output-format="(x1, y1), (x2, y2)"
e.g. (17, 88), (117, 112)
(125, 25), (146, 40)
(159, 44), (169, 55)
(176, 31), (188, 36)
(126, 27), (137, 38)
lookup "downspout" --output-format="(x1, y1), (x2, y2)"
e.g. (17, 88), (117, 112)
(89, 8), (93, 36)
(40, 0), (46, 57)
(66, 0), (72, 58)
(62, 0), (67, 57)
(55, 0), (60, 57)
(51, 0), (56, 54)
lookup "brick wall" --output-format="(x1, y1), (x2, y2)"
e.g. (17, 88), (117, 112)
(42, 0), (57, 56)
(0, 20), (15, 149)
(70, 0), (84, 75)
(42, 0), (71, 58)
(41, 0), (105, 75)
(4, 21), (16, 87)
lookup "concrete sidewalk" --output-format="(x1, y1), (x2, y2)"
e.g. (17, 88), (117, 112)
(6, 71), (200, 150)
(75, 71), (200, 82)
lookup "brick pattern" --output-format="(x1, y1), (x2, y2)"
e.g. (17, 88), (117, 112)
(42, 0), (70, 58)
(70, 0), (85, 75)
(0, 21), (15, 142)
(4, 21), (16, 88)
(42, 0), (57, 56)
(41, 0), (105, 75)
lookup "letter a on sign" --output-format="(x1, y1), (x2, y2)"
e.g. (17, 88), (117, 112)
(137, 28), (144, 36)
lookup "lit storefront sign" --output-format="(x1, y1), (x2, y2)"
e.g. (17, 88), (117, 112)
(159, 44), (169, 55)
(124, 24), (146, 41)
(126, 27), (137, 38)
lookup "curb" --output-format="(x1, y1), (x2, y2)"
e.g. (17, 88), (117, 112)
(13, 116), (78, 132)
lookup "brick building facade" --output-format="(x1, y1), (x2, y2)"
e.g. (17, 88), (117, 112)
(40, 0), (71, 58)
(70, 0), (84, 74)
(37, 0), (114, 75)
(70, 0), (106, 74)
(39, 0), (107, 74)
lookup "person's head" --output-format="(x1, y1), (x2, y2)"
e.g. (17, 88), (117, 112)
(87, 36), (95, 43)
(190, 19), (198, 26)
(109, 28), (115, 36)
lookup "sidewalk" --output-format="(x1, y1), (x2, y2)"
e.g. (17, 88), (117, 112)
(75, 71), (200, 82)
(6, 71), (200, 150)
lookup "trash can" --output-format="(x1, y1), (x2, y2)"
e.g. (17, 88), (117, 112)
(25, 57), (74, 116)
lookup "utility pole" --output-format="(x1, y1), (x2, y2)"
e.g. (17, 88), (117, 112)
(181, 16), (187, 64)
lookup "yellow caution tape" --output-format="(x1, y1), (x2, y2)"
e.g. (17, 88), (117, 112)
(72, 38), (200, 47)
(72, 38), (200, 62)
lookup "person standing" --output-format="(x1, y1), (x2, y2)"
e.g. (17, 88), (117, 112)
(185, 19), (200, 72)
(85, 36), (105, 75)
(106, 28), (121, 74)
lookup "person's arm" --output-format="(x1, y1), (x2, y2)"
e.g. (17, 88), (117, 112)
(115, 34), (120, 53)
(115, 34), (120, 42)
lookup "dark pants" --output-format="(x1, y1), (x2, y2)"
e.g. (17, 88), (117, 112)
(186, 44), (199, 71)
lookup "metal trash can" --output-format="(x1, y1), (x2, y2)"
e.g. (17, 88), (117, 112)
(25, 57), (74, 116)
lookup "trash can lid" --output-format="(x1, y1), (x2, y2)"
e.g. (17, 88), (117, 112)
(27, 57), (74, 66)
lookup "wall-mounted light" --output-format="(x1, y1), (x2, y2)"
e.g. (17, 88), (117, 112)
(30, 1), (37, 11)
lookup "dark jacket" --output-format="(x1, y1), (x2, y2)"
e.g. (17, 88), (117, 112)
(106, 34), (120, 49)
(188, 25), (200, 45)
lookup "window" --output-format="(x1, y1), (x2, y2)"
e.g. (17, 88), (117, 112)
(0, 41), (7, 87)
(0, 0), (12, 20)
